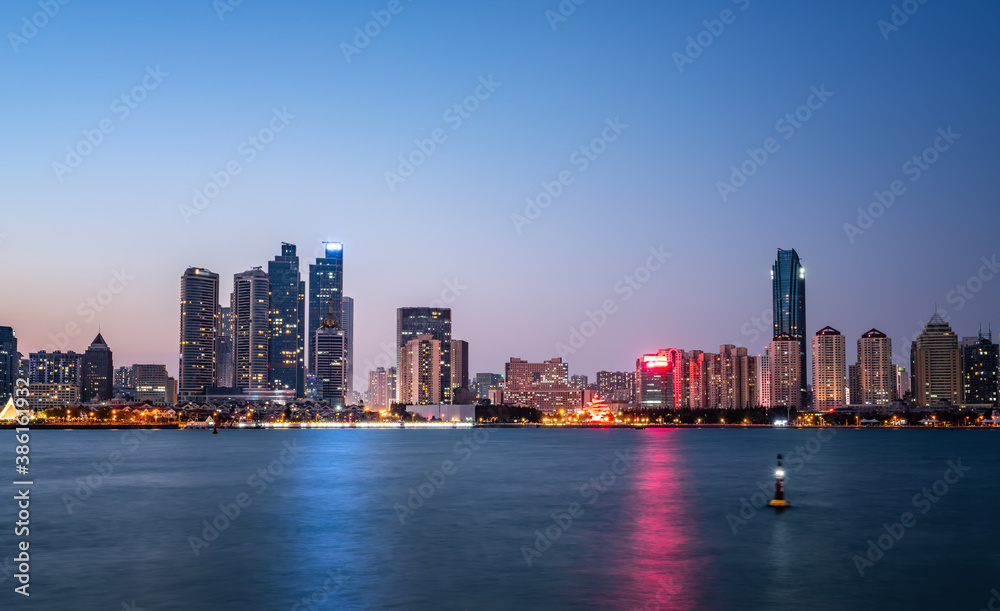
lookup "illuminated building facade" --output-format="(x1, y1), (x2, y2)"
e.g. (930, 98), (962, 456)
(962, 331), (998, 406)
(341, 295), (354, 394)
(133, 364), (170, 406)
(314, 300), (347, 407)
(29, 383), (80, 410)
(82, 333), (114, 402)
(401, 334), (442, 405)
(450, 339), (469, 391)
(309, 242), (344, 374)
(636, 351), (675, 409)
(811, 326), (845, 411)
(179, 267), (219, 400)
(397, 308), (452, 403)
(772, 248), (807, 401)
(216, 306), (234, 388)
(29, 351), (82, 386)
(367, 367), (390, 409)
(858, 329), (893, 405)
(474, 373), (504, 401)
(268, 243), (305, 397)
(911, 312), (963, 407)
(0, 327), (17, 403)
(596, 370), (634, 402)
(768, 334), (801, 409)
(233, 268), (270, 390)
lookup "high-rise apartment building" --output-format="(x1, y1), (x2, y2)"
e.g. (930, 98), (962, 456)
(0, 327), (19, 402)
(309, 242), (344, 373)
(757, 353), (771, 408)
(233, 268), (270, 390)
(81, 333), (113, 402)
(911, 312), (963, 406)
(367, 367), (390, 409)
(268, 243), (305, 397)
(962, 331), (998, 406)
(396, 307), (452, 404)
(341, 295), (354, 394)
(858, 329), (893, 406)
(772, 249), (806, 401)
(503, 357), (579, 412)
(768, 334), (801, 409)
(450, 339), (469, 392)
(179, 267), (219, 400)
(895, 366), (911, 400)
(596, 370), (634, 402)
(28, 351), (82, 386)
(216, 306), (234, 388)
(401, 334), (442, 405)
(387, 366), (397, 405)
(811, 326), (845, 411)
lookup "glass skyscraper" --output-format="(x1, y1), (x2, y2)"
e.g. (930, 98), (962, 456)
(341, 295), (354, 394)
(179, 267), (219, 400)
(308, 243), (344, 374)
(268, 243), (305, 397)
(772, 248), (806, 400)
(0, 326), (18, 402)
(233, 268), (270, 390)
(396, 307), (452, 404)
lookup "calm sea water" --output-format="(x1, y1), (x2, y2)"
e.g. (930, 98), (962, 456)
(1, 427), (998, 610)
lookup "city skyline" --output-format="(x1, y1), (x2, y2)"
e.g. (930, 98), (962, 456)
(1, 2), (998, 384)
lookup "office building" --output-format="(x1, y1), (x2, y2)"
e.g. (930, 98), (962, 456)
(857, 329), (893, 406)
(81, 333), (113, 402)
(29, 383), (80, 410)
(114, 366), (134, 398)
(768, 334), (801, 409)
(179, 267), (220, 400)
(772, 249), (807, 401)
(309, 242), (344, 374)
(0, 327), (18, 403)
(596, 370), (634, 403)
(233, 268), (270, 390)
(911, 312), (963, 406)
(268, 243), (305, 397)
(216, 306), (234, 388)
(367, 367), (390, 409)
(963, 331), (998, 406)
(314, 299), (347, 407)
(133, 364), (170, 406)
(636, 352), (675, 409)
(450, 339), (469, 392)
(474, 373), (504, 401)
(396, 307), (452, 404)
(811, 326), (845, 411)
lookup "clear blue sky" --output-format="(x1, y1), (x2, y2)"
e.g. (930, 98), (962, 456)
(1, 0), (998, 382)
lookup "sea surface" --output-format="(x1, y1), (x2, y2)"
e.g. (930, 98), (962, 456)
(1, 427), (998, 610)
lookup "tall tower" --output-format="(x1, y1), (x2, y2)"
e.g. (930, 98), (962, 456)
(858, 329), (893, 405)
(768, 334), (801, 409)
(179, 267), (219, 400)
(314, 298), (347, 407)
(396, 307), (452, 404)
(268, 243), (305, 397)
(401, 334), (442, 405)
(962, 329), (998, 406)
(341, 295), (354, 395)
(450, 339), (469, 391)
(811, 326), (845, 411)
(216, 305), (234, 388)
(233, 268), (270, 390)
(772, 249), (806, 401)
(912, 312), (963, 407)
(82, 333), (114, 402)
(0, 327), (18, 403)
(309, 242), (344, 375)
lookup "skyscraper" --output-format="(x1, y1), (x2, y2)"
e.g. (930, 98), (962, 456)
(858, 329), (893, 406)
(179, 267), (219, 400)
(911, 312), (963, 407)
(396, 307), (452, 404)
(450, 339), (469, 392)
(772, 249), (806, 402)
(635, 352), (675, 409)
(268, 243), (305, 397)
(0, 327), (17, 402)
(962, 330), (998, 406)
(233, 268), (270, 390)
(811, 326), (845, 411)
(400, 334), (442, 405)
(82, 333), (113, 402)
(341, 295), (354, 394)
(367, 366), (390, 409)
(309, 242), (344, 374)
(768, 334), (801, 409)
(216, 305), (234, 388)
(314, 298), (347, 407)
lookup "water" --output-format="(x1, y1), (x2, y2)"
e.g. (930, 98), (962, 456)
(1, 427), (998, 610)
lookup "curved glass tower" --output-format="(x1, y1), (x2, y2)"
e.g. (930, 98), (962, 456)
(772, 249), (806, 401)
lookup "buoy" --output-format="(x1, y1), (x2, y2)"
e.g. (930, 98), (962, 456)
(768, 453), (790, 508)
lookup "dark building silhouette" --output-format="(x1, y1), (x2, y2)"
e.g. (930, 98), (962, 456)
(963, 330), (998, 406)
(82, 333), (114, 401)
(0, 326), (17, 402)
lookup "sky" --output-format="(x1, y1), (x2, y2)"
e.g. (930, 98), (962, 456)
(1, 0), (998, 385)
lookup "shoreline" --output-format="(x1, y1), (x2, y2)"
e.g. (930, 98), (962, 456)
(1, 423), (993, 430)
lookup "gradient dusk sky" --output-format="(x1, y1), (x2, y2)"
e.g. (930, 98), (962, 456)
(1, 0), (998, 382)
